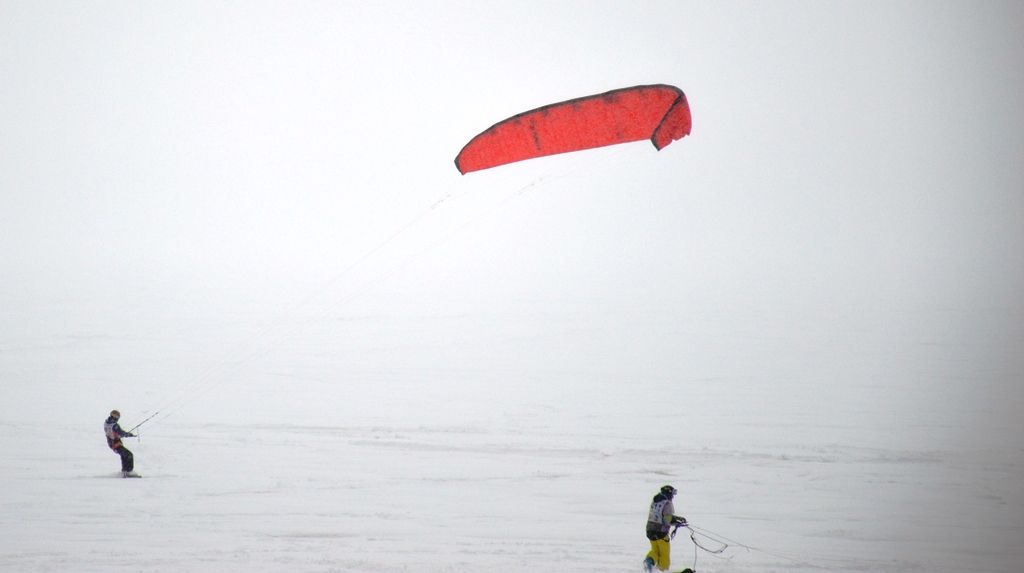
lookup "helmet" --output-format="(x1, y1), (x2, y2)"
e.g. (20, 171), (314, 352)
(110, 410), (121, 419)
(660, 485), (677, 498)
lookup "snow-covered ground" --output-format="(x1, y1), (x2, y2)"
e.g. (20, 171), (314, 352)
(2, 298), (1021, 573)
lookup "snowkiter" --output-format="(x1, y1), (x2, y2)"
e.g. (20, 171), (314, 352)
(104, 410), (138, 478)
(643, 485), (687, 572)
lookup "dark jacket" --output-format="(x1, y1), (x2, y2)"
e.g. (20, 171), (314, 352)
(646, 492), (676, 540)
(104, 416), (134, 449)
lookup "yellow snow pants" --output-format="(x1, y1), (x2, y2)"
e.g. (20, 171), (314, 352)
(647, 537), (671, 571)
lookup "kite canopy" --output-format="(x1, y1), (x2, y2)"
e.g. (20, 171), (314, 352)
(455, 84), (691, 174)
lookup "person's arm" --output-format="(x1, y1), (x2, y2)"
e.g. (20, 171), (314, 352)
(667, 501), (686, 526)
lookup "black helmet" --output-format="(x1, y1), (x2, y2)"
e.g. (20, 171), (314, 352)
(660, 485), (677, 498)
(110, 410), (121, 419)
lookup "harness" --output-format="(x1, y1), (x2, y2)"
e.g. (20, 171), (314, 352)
(104, 420), (124, 449)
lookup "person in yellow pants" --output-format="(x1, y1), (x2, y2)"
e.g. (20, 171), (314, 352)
(646, 535), (672, 571)
(643, 485), (688, 572)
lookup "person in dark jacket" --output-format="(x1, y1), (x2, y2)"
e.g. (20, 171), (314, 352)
(104, 410), (138, 477)
(643, 485), (688, 572)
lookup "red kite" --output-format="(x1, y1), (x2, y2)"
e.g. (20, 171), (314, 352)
(455, 84), (692, 174)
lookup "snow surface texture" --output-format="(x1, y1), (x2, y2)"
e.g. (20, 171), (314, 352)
(2, 2), (1023, 573)
(2, 305), (1022, 573)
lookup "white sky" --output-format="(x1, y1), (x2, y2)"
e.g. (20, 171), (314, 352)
(2, 2), (1023, 447)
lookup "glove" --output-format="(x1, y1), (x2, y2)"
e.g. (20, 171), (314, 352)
(671, 516), (688, 526)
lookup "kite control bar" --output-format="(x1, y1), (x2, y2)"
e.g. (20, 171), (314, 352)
(669, 517), (689, 539)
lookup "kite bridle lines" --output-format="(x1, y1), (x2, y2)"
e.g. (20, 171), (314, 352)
(671, 523), (731, 572)
(126, 172), (563, 433)
(680, 524), (834, 571)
